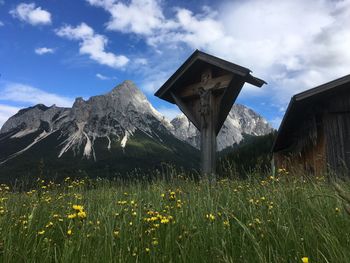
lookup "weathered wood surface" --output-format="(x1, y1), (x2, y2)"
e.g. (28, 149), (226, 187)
(178, 74), (233, 98)
(274, 86), (350, 177)
(274, 114), (326, 176)
(200, 89), (217, 176)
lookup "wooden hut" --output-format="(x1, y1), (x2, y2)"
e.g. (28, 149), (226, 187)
(273, 74), (350, 176)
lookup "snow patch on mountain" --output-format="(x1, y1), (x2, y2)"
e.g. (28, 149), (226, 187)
(10, 128), (37, 138)
(0, 130), (52, 165)
(120, 131), (129, 148)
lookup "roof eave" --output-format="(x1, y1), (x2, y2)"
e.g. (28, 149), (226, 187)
(154, 50), (266, 101)
(272, 96), (296, 152)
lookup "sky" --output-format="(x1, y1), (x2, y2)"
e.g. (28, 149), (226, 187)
(1, 0), (350, 129)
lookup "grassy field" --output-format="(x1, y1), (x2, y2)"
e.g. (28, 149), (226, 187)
(0, 171), (349, 263)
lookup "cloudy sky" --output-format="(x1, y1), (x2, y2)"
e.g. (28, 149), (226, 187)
(1, 0), (350, 129)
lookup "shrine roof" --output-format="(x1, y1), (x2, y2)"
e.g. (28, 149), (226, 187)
(154, 50), (266, 103)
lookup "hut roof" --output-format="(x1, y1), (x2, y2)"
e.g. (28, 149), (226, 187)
(273, 74), (350, 152)
(154, 50), (266, 103)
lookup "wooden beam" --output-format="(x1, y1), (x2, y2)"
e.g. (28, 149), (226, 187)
(170, 92), (200, 130)
(200, 90), (217, 180)
(216, 76), (245, 135)
(178, 74), (233, 99)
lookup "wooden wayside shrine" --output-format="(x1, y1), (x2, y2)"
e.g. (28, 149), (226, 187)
(155, 50), (266, 178)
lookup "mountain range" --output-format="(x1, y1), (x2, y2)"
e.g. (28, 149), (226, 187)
(0, 81), (272, 181)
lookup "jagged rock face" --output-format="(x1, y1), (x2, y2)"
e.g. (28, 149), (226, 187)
(171, 104), (273, 151)
(1, 104), (70, 135)
(170, 114), (200, 148)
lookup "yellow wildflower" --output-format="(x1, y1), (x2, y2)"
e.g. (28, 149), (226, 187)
(67, 229), (72, 236)
(160, 218), (169, 224)
(145, 248), (150, 253)
(38, 230), (45, 235)
(78, 211), (87, 219)
(335, 207), (340, 213)
(68, 213), (77, 219)
(301, 257), (309, 263)
(206, 213), (215, 221)
(45, 222), (54, 228)
(72, 205), (84, 212)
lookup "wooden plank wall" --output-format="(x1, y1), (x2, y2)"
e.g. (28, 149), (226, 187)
(274, 130), (326, 176)
(323, 90), (350, 175)
(274, 84), (350, 177)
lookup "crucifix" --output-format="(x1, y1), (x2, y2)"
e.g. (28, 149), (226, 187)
(155, 50), (266, 178)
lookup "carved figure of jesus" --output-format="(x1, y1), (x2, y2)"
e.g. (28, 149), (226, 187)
(198, 87), (211, 128)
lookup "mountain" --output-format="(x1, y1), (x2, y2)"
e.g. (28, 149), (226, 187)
(0, 81), (199, 182)
(171, 104), (273, 151)
(0, 80), (273, 182)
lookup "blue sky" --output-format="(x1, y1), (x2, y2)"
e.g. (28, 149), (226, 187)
(1, 0), (350, 128)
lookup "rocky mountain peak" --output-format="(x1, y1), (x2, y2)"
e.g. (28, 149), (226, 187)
(109, 80), (145, 100)
(171, 104), (273, 151)
(0, 80), (172, 163)
(73, 97), (85, 106)
(0, 103), (69, 135)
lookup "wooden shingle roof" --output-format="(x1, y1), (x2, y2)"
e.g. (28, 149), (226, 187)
(154, 50), (266, 103)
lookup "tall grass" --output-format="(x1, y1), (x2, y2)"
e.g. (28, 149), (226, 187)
(0, 173), (349, 263)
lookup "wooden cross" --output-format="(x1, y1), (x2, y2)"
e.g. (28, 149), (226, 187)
(155, 50), (266, 179)
(170, 68), (238, 178)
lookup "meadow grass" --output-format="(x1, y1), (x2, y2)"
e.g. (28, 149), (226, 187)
(0, 172), (349, 263)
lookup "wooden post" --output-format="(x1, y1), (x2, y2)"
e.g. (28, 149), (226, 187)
(199, 86), (216, 179)
(200, 111), (216, 177)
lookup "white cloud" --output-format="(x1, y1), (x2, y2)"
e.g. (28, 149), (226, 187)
(86, 0), (176, 35)
(56, 23), (129, 68)
(0, 104), (20, 129)
(1, 83), (73, 107)
(0, 21), (4, 27)
(142, 70), (170, 94)
(91, 0), (350, 109)
(35, 47), (55, 55)
(269, 117), (283, 129)
(134, 58), (148, 65)
(96, 73), (116, 80)
(156, 106), (180, 121)
(10, 3), (52, 26)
